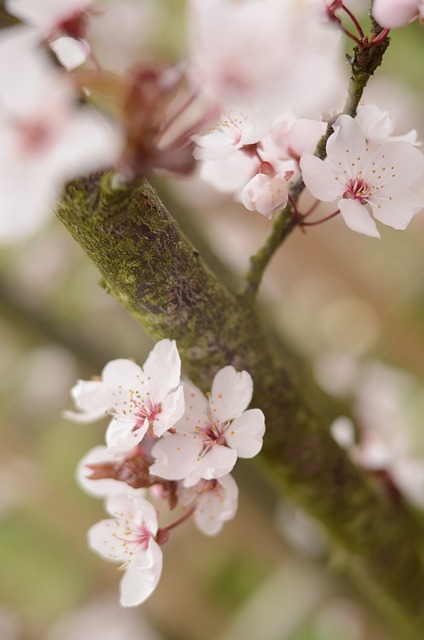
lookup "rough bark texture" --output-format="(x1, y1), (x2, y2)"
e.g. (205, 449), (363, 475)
(58, 174), (424, 640)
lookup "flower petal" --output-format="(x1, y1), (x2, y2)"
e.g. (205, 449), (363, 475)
(210, 366), (253, 422)
(152, 385), (185, 437)
(364, 142), (424, 191)
(225, 408), (265, 458)
(142, 339), (182, 401)
(106, 416), (148, 454)
(64, 379), (111, 423)
(328, 115), (368, 179)
(338, 199), (380, 238)
(102, 359), (144, 389)
(119, 541), (163, 607)
(370, 189), (424, 230)
(174, 381), (209, 433)
(150, 432), (203, 480)
(299, 153), (342, 202)
(184, 444), (238, 486)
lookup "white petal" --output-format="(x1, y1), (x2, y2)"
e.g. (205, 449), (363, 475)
(288, 118), (326, 156)
(364, 142), (424, 192)
(328, 115), (368, 179)
(152, 385), (185, 437)
(119, 542), (163, 607)
(64, 379), (111, 423)
(299, 153), (342, 202)
(338, 199), (380, 238)
(87, 518), (134, 563)
(225, 408), (265, 458)
(174, 381), (209, 434)
(142, 339), (182, 401)
(372, 0), (418, 28)
(106, 494), (158, 533)
(106, 417), (148, 454)
(102, 359), (144, 389)
(150, 432), (202, 480)
(210, 366), (253, 422)
(370, 189), (424, 230)
(186, 444), (238, 484)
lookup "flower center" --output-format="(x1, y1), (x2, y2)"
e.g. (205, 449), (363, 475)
(343, 177), (371, 204)
(135, 396), (161, 428)
(196, 417), (228, 457)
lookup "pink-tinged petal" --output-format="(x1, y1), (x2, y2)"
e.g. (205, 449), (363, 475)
(372, 0), (418, 28)
(152, 385), (185, 437)
(193, 474), (239, 536)
(193, 474), (238, 536)
(299, 153), (342, 202)
(102, 359), (143, 390)
(150, 432), (202, 480)
(106, 494), (158, 534)
(184, 444), (238, 486)
(142, 339), (182, 401)
(370, 190), (424, 230)
(339, 199), (380, 238)
(288, 118), (326, 156)
(241, 172), (289, 218)
(6, 0), (92, 31)
(119, 542), (163, 607)
(174, 381), (208, 434)
(225, 408), (265, 458)
(88, 518), (134, 563)
(198, 152), (258, 194)
(328, 115), (368, 179)
(364, 142), (424, 191)
(210, 366), (253, 422)
(106, 417), (148, 454)
(64, 379), (111, 423)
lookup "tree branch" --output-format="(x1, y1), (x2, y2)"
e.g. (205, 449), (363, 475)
(58, 173), (424, 640)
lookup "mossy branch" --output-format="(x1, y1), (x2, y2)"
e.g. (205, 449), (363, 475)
(58, 174), (424, 640)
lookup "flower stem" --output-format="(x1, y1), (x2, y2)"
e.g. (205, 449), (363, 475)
(163, 506), (196, 532)
(240, 17), (390, 302)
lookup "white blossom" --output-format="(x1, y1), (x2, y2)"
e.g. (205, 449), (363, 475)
(66, 339), (185, 454)
(88, 494), (163, 607)
(300, 115), (424, 237)
(150, 366), (265, 487)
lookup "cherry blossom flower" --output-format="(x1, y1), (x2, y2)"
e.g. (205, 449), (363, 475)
(150, 366), (265, 487)
(88, 494), (163, 606)
(66, 339), (184, 454)
(372, 0), (422, 28)
(0, 29), (120, 240)
(300, 115), (424, 237)
(241, 167), (293, 218)
(179, 474), (239, 536)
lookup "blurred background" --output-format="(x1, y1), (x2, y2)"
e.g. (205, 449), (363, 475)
(2, 1), (424, 639)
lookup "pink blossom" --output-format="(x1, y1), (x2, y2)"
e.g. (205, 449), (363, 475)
(150, 366), (265, 487)
(6, 0), (93, 39)
(88, 494), (163, 606)
(300, 115), (424, 237)
(241, 169), (292, 218)
(180, 474), (239, 536)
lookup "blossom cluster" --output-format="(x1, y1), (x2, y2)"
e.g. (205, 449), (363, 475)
(66, 339), (265, 606)
(2, 0), (424, 240)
